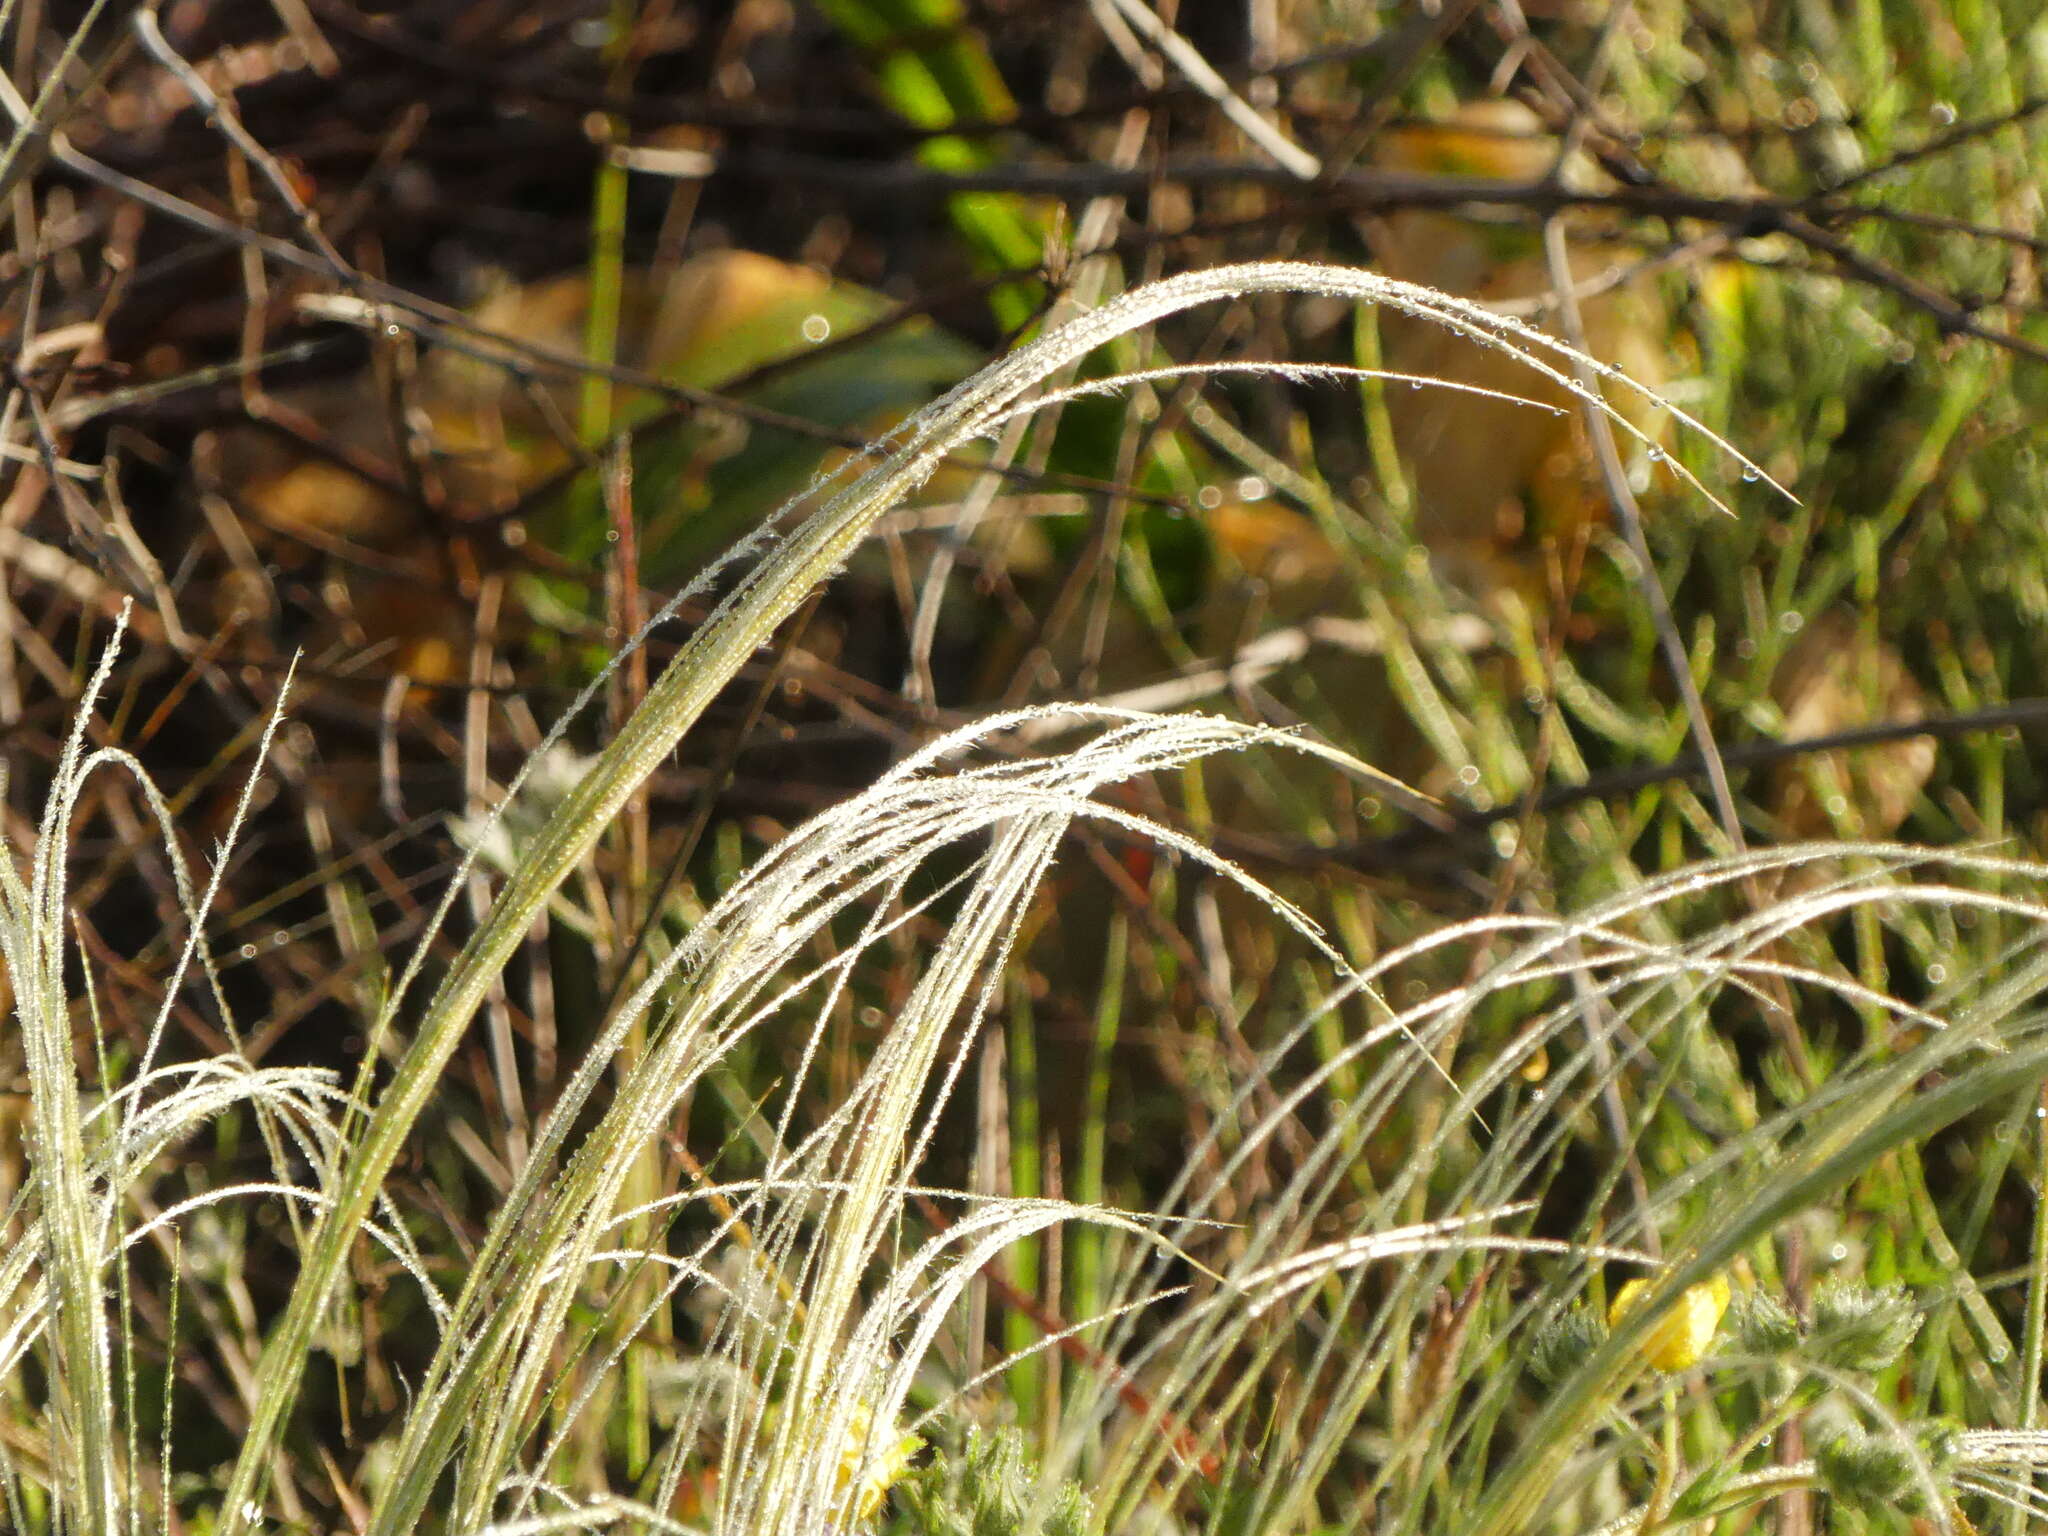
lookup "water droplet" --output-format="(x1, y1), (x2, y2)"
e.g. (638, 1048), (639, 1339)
(1646, 447), (1666, 463)
(1741, 466), (1761, 483)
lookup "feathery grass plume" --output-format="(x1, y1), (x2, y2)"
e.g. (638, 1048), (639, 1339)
(1038, 846), (2048, 1536)
(361, 707), (1378, 1536)
(198, 258), (1776, 1535)
(2, 613), (356, 1536)
(39, 262), (2003, 1536)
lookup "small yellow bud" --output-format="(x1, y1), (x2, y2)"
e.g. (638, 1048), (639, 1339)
(1608, 1274), (1731, 1371)
(831, 1400), (923, 1523)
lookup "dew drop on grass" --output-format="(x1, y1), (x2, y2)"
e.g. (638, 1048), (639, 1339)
(1741, 465), (1761, 482)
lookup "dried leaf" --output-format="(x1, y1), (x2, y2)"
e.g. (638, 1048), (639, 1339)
(1369, 101), (1670, 595)
(1768, 610), (1933, 839)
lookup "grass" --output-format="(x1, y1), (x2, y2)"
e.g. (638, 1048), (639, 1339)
(9, 261), (2048, 1535)
(8, 2), (2048, 1535)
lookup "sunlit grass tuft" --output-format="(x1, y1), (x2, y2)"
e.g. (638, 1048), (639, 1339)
(8, 260), (2048, 1536)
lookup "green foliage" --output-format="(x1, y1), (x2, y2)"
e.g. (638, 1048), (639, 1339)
(1726, 1288), (1803, 1358)
(1813, 1419), (1961, 1517)
(810, 0), (1043, 327)
(1809, 1278), (1924, 1374)
(1815, 1424), (1924, 1514)
(895, 1428), (1093, 1536)
(1525, 1305), (1608, 1388)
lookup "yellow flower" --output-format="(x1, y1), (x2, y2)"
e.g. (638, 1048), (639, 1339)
(1608, 1274), (1731, 1371)
(831, 1399), (923, 1523)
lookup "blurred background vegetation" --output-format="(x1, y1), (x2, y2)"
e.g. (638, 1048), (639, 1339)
(6, 0), (2048, 1530)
